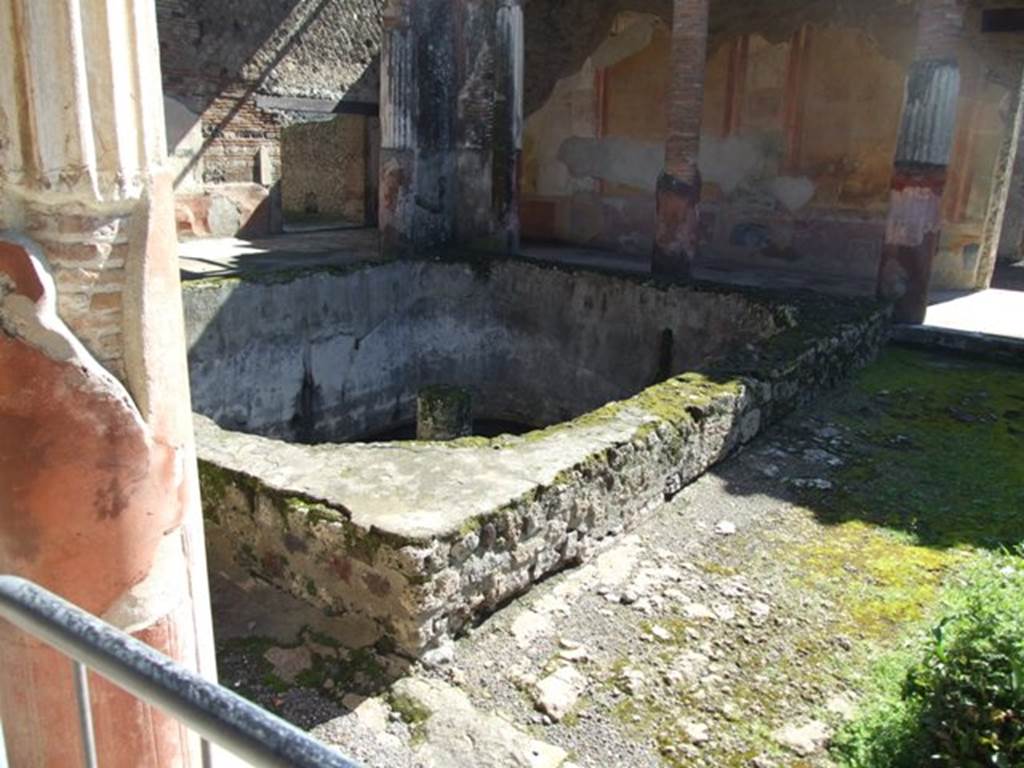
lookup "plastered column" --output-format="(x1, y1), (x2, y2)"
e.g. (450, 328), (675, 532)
(975, 67), (1024, 289)
(494, 0), (524, 253)
(379, 0), (523, 257)
(0, 1), (217, 766)
(380, 0), (419, 257)
(654, 0), (709, 278)
(877, 0), (964, 323)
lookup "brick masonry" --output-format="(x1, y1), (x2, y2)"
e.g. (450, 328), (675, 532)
(156, 0), (384, 233)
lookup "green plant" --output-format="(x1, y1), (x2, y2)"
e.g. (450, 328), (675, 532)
(835, 550), (1024, 767)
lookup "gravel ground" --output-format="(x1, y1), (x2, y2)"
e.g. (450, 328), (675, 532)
(404, 412), (868, 768)
(217, 347), (1023, 767)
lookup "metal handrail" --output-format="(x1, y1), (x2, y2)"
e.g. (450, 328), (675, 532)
(0, 575), (363, 768)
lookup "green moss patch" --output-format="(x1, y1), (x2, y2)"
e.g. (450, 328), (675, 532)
(816, 347), (1024, 550)
(791, 521), (962, 640)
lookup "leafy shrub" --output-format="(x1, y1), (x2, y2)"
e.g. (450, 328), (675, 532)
(835, 551), (1024, 768)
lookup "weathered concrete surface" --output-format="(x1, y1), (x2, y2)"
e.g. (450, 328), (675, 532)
(192, 261), (888, 654)
(184, 258), (785, 442)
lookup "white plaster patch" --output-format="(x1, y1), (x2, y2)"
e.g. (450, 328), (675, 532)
(886, 186), (942, 247)
(697, 136), (767, 194)
(771, 176), (816, 212)
(558, 137), (662, 191)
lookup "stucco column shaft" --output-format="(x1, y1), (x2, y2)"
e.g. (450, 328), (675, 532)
(997, 110), (1024, 264)
(454, 0), (498, 246)
(654, 0), (709, 277)
(0, 1), (216, 766)
(380, 0), (418, 257)
(877, 0), (964, 323)
(494, 0), (524, 252)
(380, 0), (522, 256)
(975, 67), (1024, 288)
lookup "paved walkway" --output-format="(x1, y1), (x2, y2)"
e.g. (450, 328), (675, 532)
(925, 289), (1024, 341)
(520, 244), (877, 296)
(179, 232), (877, 299)
(177, 234), (1020, 343)
(178, 228), (382, 280)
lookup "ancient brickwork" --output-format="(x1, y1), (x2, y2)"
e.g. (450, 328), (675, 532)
(156, 0), (383, 233)
(281, 115), (368, 225)
(20, 206), (135, 379)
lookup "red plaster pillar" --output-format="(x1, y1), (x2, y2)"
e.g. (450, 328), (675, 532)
(0, 1), (217, 766)
(877, 0), (965, 323)
(654, 0), (710, 278)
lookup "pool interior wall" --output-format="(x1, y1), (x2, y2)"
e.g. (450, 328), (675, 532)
(184, 257), (792, 443)
(185, 255), (890, 655)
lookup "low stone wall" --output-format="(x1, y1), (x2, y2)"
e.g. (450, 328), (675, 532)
(194, 263), (889, 656)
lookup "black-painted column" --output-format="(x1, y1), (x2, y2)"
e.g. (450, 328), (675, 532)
(379, 0), (522, 256)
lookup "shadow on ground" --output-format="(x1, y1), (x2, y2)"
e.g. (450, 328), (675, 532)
(719, 346), (1024, 553)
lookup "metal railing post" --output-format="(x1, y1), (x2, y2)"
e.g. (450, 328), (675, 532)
(71, 661), (98, 768)
(0, 576), (362, 768)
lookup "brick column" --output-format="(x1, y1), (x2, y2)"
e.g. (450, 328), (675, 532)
(877, 0), (964, 323)
(654, 0), (709, 278)
(0, 2), (217, 766)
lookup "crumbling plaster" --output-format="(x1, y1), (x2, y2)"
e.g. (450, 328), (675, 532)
(0, 2), (219, 763)
(522, 0), (1024, 292)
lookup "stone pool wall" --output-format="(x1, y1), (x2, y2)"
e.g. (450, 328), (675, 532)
(183, 257), (789, 442)
(190, 260), (889, 656)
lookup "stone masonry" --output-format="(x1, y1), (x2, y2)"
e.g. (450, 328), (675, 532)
(194, 262), (889, 657)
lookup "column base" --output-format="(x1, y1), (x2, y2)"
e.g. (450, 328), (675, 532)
(877, 238), (938, 325)
(653, 171), (701, 278)
(417, 386), (473, 441)
(878, 165), (946, 325)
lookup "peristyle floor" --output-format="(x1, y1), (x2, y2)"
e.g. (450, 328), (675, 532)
(926, 289), (1024, 341)
(178, 230), (876, 296)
